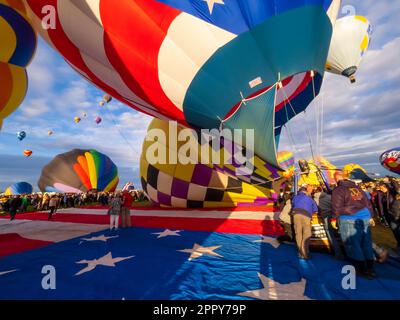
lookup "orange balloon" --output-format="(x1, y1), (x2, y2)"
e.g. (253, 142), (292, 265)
(23, 149), (32, 157)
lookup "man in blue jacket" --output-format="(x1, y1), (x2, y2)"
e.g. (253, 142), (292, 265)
(291, 185), (318, 259)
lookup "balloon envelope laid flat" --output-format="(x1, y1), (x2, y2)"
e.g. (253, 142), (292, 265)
(22, 0), (340, 164)
(5, 181), (33, 195)
(38, 149), (119, 193)
(380, 148), (400, 176)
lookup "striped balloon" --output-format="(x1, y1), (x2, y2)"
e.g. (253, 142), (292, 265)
(21, 0), (340, 163)
(38, 149), (119, 193)
(277, 151), (295, 178)
(5, 181), (33, 195)
(0, 0), (36, 129)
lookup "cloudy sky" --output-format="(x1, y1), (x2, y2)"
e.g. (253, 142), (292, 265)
(0, 0), (399, 191)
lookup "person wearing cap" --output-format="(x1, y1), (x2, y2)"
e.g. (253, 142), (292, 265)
(332, 171), (376, 279)
(290, 185), (318, 259)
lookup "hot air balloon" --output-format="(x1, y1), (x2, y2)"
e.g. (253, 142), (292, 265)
(38, 149), (119, 193)
(48, 130), (53, 136)
(0, 1), (37, 130)
(17, 131), (26, 141)
(343, 163), (372, 182)
(22, 0), (341, 166)
(99, 101), (105, 107)
(74, 117), (81, 123)
(140, 119), (284, 208)
(314, 156), (338, 186)
(326, 15), (372, 83)
(277, 151), (295, 178)
(95, 116), (102, 124)
(380, 148), (400, 176)
(23, 149), (32, 157)
(82, 112), (87, 118)
(103, 94), (112, 104)
(4, 181), (33, 195)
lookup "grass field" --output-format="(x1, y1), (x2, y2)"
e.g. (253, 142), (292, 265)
(372, 223), (398, 249)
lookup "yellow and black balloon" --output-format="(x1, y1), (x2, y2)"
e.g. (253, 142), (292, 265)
(0, 0), (36, 130)
(140, 119), (285, 208)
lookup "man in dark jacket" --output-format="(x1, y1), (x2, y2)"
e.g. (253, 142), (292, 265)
(9, 196), (22, 221)
(389, 193), (400, 252)
(291, 185), (318, 259)
(332, 171), (375, 279)
(314, 190), (344, 260)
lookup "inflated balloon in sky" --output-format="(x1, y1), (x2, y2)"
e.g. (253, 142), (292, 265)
(23, 0), (341, 165)
(5, 181), (33, 195)
(326, 15), (372, 83)
(38, 149), (119, 193)
(95, 116), (102, 124)
(103, 94), (112, 104)
(74, 117), (81, 123)
(48, 130), (53, 136)
(23, 149), (32, 157)
(17, 130), (26, 141)
(99, 101), (105, 107)
(380, 148), (400, 175)
(0, 1), (36, 130)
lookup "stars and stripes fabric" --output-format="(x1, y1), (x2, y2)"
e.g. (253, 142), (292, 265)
(1, 207), (400, 300)
(22, 0), (340, 163)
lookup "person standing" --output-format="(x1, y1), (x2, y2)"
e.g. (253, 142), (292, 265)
(314, 190), (344, 260)
(48, 195), (59, 219)
(121, 191), (133, 228)
(332, 171), (376, 279)
(108, 194), (122, 231)
(291, 185), (318, 259)
(9, 196), (22, 221)
(388, 193), (400, 253)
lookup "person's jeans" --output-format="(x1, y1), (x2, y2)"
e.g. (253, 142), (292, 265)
(323, 217), (344, 259)
(339, 217), (374, 261)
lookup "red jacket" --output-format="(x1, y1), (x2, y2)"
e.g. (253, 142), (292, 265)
(122, 192), (133, 208)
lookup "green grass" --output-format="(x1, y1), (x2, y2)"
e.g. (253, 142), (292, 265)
(372, 223), (398, 249)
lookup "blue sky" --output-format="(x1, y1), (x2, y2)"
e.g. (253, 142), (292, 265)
(0, 0), (399, 191)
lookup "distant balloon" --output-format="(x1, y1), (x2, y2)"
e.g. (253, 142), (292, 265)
(5, 182), (33, 196)
(277, 151), (295, 178)
(48, 130), (53, 136)
(17, 131), (26, 141)
(38, 149), (119, 193)
(380, 148), (400, 175)
(74, 117), (81, 123)
(95, 116), (102, 124)
(83, 112), (87, 118)
(343, 163), (372, 182)
(23, 149), (32, 157)
(103, 94), (112, 103)
(99, 101), (105, 107)
(326, 15), (372, 83)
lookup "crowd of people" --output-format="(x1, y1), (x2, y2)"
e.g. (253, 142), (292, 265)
(277, 175), (400, 280)
(0, 190), (149, 220)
